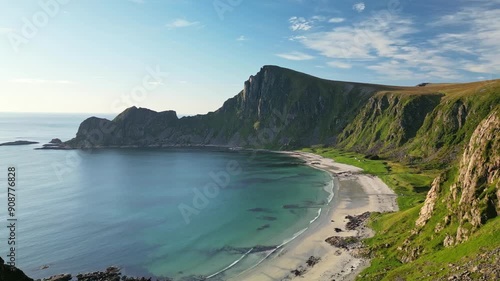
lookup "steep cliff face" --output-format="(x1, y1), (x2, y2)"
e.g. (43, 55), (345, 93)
(66, 67), (500, 173)
(66, 66), (381, 148)
(448, 108), (499, 244)
(401, 108), (499, 262)
(337, 93), (443, 154)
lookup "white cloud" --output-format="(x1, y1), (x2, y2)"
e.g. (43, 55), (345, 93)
(328, 17), (345, 23)
(289, 35), (307, 41)
(353, 2), (365, 13)
(289, 17), (313, 31)
(311, 15), (326, 21)
(166, 19), (199, 29)
(299, 14), (415, 60)
(295, 12), (463, 80)
(11, 79), (75, 84)
(276, 51), (314, 61)
(327, 61), (352, 69)
(284, 2), (500, 81)
(428, 7), (500, 74)
(236, 35), (248, 41)
(289, 15), (334, 31)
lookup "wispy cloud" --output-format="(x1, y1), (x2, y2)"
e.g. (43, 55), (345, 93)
(11, 79), (75, 84)
(276, 51), (314, 61)
(286, 3), (500, 79)
(289, 35), (307, 41)
(327, 61), (352, 69)
(236, 35), (248, 41)
(353, 2), (365, 13)
(429, 7), (500, 74)
(328, 17), (345, 23)
(299, 14), (415, 60)
(166, 19), (200, 29)
(289, 17), (313, 31)
(289, 15), (334, 31)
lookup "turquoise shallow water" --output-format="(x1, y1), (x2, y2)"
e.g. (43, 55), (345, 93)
(0, 113), (332, 280)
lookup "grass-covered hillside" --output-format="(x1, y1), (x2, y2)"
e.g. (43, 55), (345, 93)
(303, 104), (499, 280)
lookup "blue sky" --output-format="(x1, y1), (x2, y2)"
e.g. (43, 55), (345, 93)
(0, 0), (499, 114)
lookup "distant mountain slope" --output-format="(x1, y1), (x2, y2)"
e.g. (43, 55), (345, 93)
(67, 65), (387, 148)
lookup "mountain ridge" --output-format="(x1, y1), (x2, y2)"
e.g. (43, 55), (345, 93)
(65, 65), (499, 164)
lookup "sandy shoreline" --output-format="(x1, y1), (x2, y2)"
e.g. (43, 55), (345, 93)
(231, 151), (398, 281)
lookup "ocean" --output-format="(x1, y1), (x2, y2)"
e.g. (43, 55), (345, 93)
(0, 112), (333, 280)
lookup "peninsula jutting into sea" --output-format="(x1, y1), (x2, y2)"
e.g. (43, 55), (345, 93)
(2, 65), (498, 281)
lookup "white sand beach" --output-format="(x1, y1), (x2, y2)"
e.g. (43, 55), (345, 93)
(232, 151), (399, 281)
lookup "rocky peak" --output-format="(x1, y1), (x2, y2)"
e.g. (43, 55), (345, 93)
(415, 174), (445, 227)
(414, 107), (499, 247)
(450, 108), (500, 244)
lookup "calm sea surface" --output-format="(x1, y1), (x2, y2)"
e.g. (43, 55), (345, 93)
(0, 112), (332, 280)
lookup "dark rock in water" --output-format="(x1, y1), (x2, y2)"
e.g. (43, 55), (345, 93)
(0, 140), (39, 146)
(0, 256), (34, 281)
(247, 207), (272, 213)
(257, 215), (277, 221)
(257, 224), (270, 231)
(49, 138), (63, 144)
(36, 139), (73, 150)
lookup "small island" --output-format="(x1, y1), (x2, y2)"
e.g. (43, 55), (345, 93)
(0, 140), (39, 146)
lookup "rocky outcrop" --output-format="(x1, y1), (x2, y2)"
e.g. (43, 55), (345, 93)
(0, 257), (33, 281)
(407, 108), (499, 254)
(450, 108), (500, 244)
(396, 108), (499, 264)
(415, 175), (444, 227)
